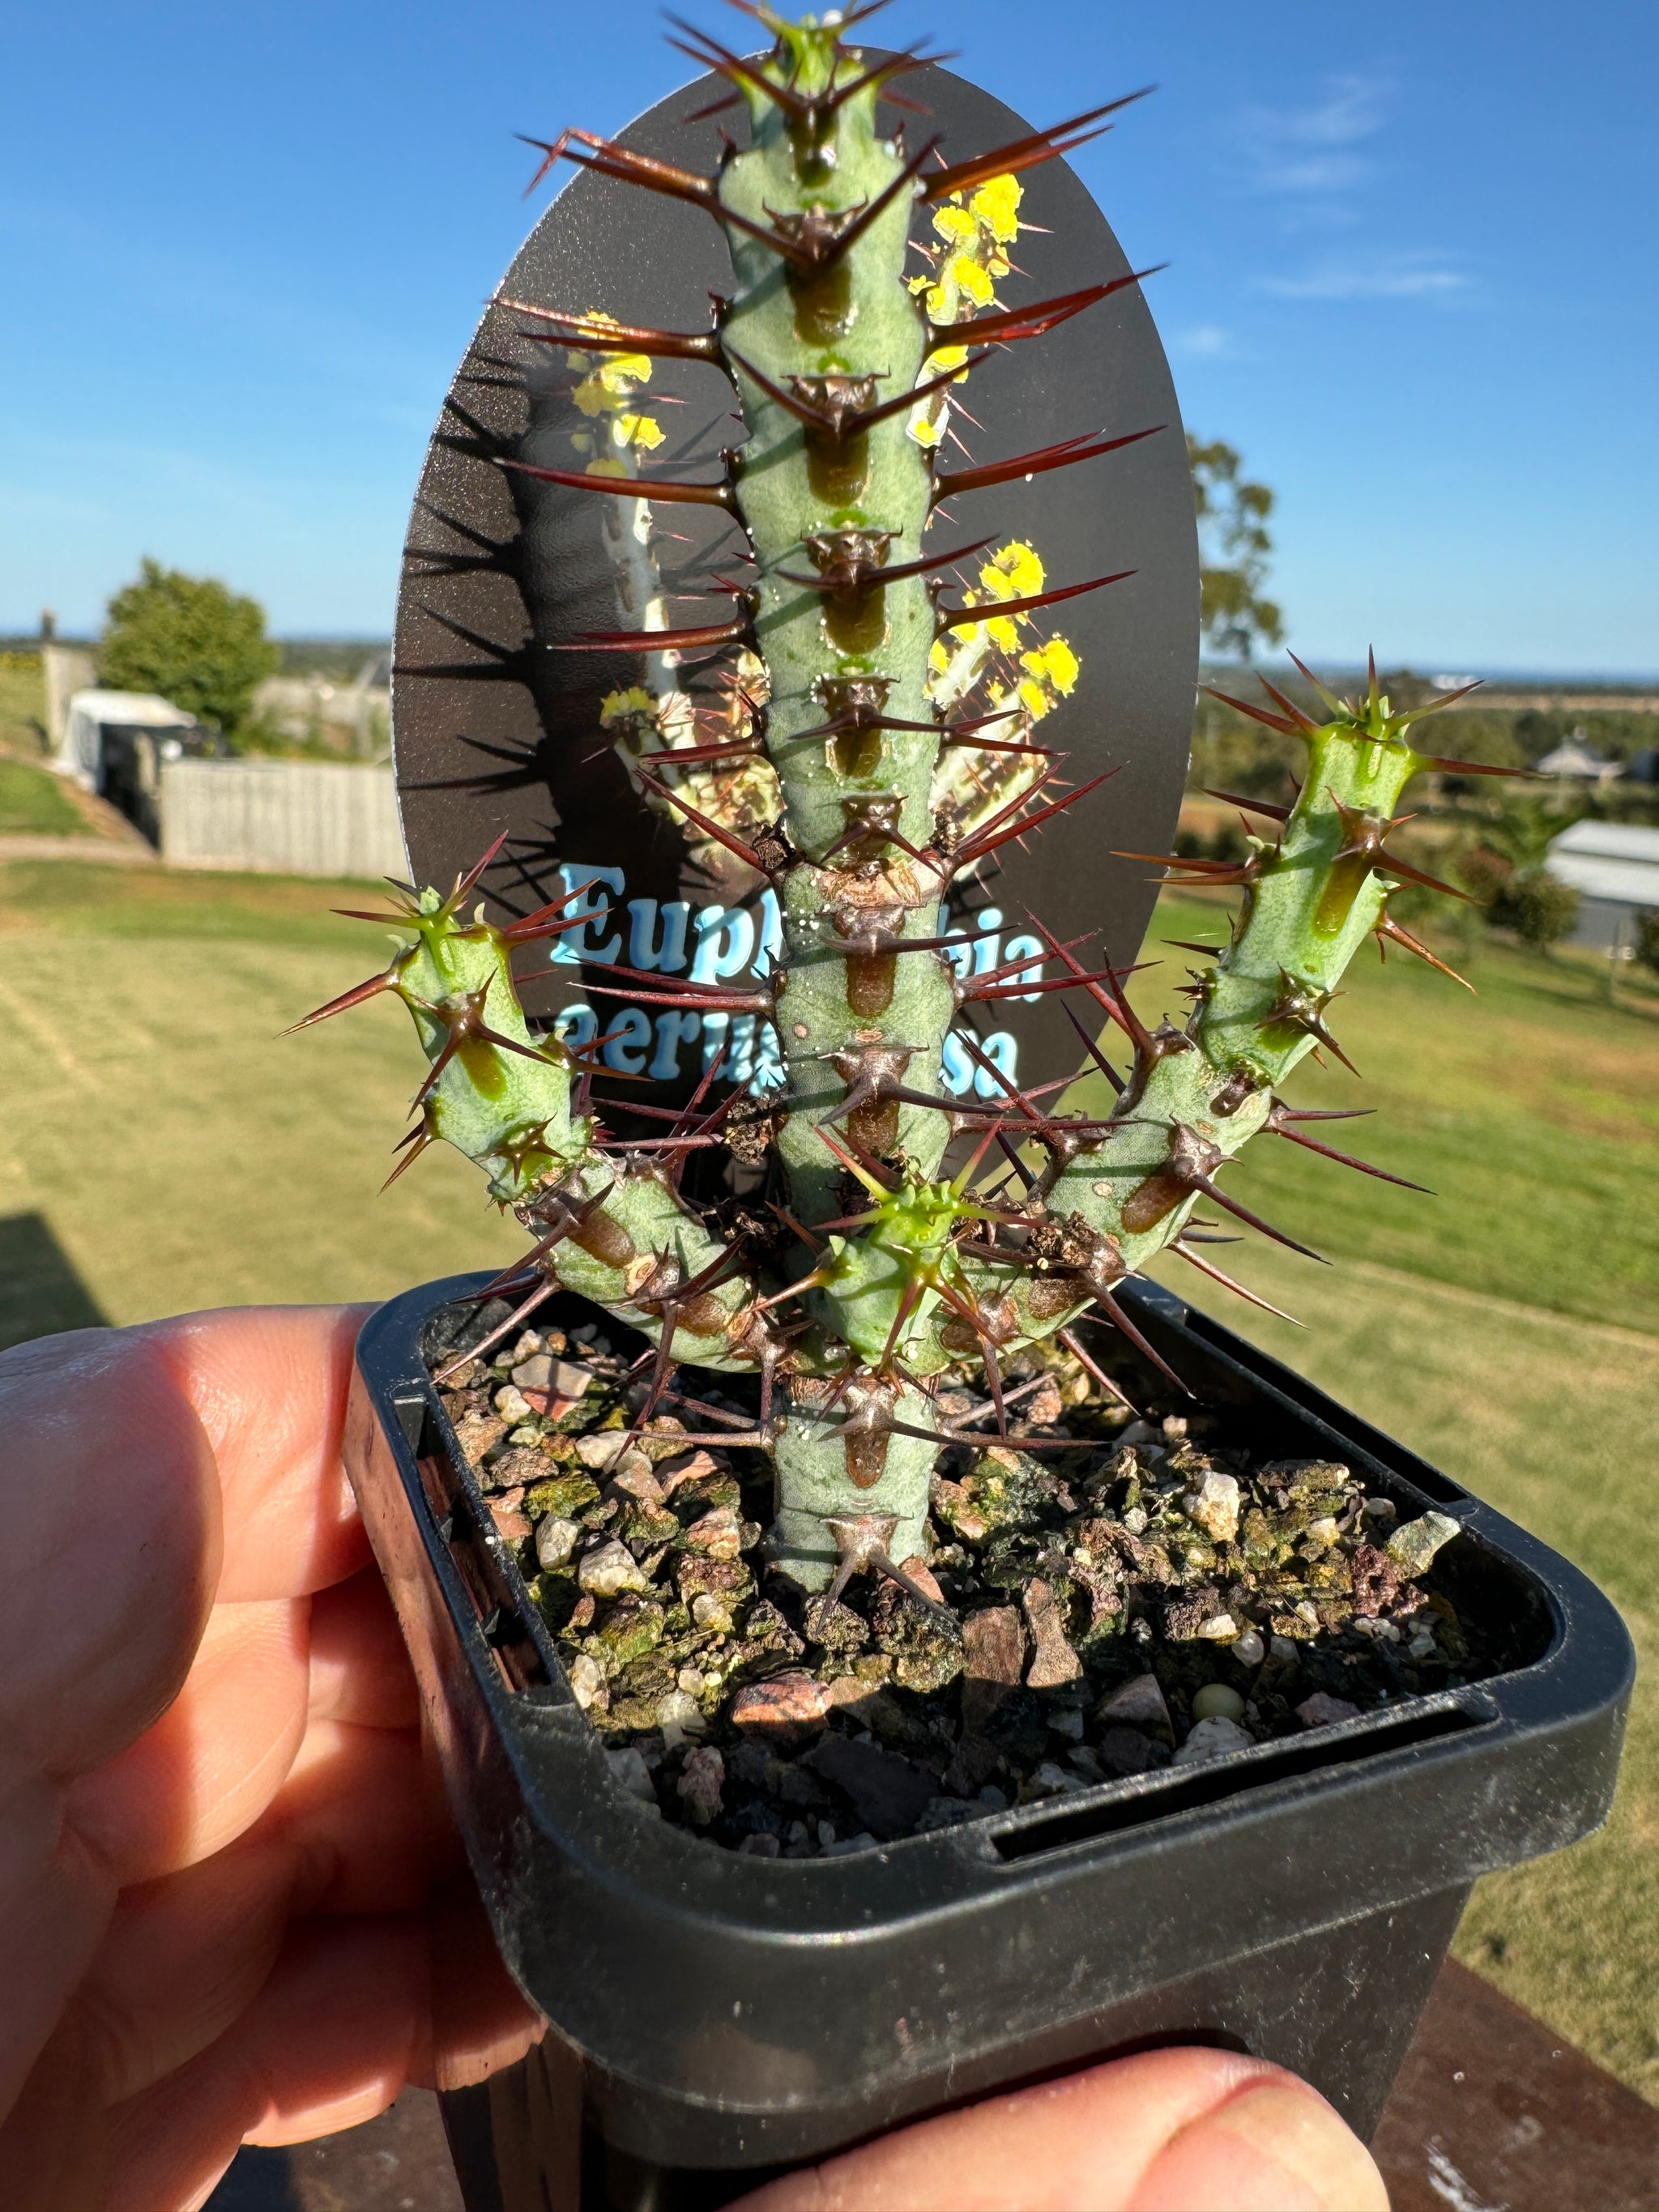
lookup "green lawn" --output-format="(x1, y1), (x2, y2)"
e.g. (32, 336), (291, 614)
(0, 759), (94, 837)
(0, 860), (1653, 2098)
(0, 654), (48, 758)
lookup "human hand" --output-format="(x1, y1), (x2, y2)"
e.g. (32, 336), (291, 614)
(0, 1306), (467, 2210)
(0, 1305), (1388, 2212)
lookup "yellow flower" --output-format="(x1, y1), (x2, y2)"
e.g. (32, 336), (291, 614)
(928, 638), (953, 676)
(969, 173), (1022, 244)
(1022, 635), (1081, 696)
(600, 351), (652, 392)
(585, 456), (628, 479)
(946, 253), (996, 307)
(985, 614), (1020, 654)
(909, 407), (946, 450)
(613, 411), (664, 452)
(924, 343), (972, 376)
(572, 371), (609, 418)
(1017, 676), (1051, 719)
(979, 542), (1046, 603)
(600, 686), (659, 730)
(932, 203), (979, 248)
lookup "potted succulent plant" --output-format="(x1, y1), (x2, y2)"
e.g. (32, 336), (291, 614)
(323, 10), (1631, 2206)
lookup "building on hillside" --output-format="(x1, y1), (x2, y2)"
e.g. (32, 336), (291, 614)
(53, 688), (198, 789)
(1545, 820), (1659, 949)
(1533, 734), (1624, 786)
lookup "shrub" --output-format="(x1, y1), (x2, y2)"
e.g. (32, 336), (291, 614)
(98, 560), (279, 735)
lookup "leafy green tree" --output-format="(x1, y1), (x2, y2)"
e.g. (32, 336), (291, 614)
(1489, 869), (1580, 953)
(1188, 435), (1284, 661)
(98, 560), (279, 734)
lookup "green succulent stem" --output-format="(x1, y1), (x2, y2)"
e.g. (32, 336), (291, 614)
(322, 11), (1478, 1593)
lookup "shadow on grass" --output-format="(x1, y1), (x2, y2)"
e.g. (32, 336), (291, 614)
(0, 1212), (109, 1350)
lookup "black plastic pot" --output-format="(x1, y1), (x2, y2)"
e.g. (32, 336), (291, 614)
(343, 1273), (1631, 2212)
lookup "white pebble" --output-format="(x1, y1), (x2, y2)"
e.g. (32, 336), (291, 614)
(1233, 1629), (1265, 1667)
(655, 1689), (706, 1745)
(578, 1538), (648, 1596)
(677, 1665), (706, 1695)
(1048, 1707), (1085, 1740)
(1191, 1682), (1246, 1724)
(567, 1653), (605, 1710)
(605, 1746), (656, 1804)
(493, 1384), (532, 1423)
(1174, 1715), (1253, 1765)
(1269, 1635), (1299, 1664)
(1196, 1611), (1239, 1641)
(1186, 1470), (1241, 1544)
(535, 1515), (580, 1570)
(1409, 1630), (1439, 1660)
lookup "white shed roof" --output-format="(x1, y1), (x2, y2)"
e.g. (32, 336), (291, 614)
(53, 688), (195, 786)
(1546, 820), (1659, 908)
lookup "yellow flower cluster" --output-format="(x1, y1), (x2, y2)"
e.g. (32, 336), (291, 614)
(562, 310), (665, 469)
(928, 541), (1081, 726)
(906, 173), (1025, 449)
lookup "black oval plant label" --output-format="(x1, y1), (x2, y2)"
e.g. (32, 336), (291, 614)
(393, 62), (1196, 1123)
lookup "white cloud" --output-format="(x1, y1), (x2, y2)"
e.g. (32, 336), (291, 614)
(1238, 74), (1389, 200)
(1173, 324), (1234, 358)
(1260, 251), (1470, 301)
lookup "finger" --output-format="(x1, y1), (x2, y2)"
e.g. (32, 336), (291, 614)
(0, 1305), (365, 2120)
(728, 2047), (1388, 2212)
(40, 1728), (449, 2116)
(307, 1568), (421, 1729)
(255, 1718), (458, 1915)
(65, 1598), (311, 1886)
(60, 1835), (318, 2111)
(103, 1915), (432, 2212)
(142, 1303), (374, 1601)
(0, 1325), (221, 1776)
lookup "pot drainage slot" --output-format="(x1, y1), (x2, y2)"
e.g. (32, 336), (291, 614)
(992, 1705), (1482, 1861)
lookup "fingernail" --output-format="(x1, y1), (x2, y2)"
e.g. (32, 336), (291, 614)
(1205, 2082), (1389, 2211)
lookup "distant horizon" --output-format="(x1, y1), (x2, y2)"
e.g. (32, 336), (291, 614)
(10, 628), (1657, 692)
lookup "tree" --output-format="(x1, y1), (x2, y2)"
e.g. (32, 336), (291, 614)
(1188, 435), (1284, 661)
(98, 560), (279, 734)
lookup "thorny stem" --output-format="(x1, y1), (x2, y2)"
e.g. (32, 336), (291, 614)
(309, 15), (1500, 1591)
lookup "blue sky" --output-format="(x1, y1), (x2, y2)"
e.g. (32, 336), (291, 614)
(4, 0), (1655, 671)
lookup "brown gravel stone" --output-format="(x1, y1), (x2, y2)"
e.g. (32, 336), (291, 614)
(1297, 1691), (1362, 1730)
(1096, 1673), (1172, 1733)
(961, 1607), (1025, 1733)
(657, 1448), (719, 1497)
(1022, 1578), (1082, 1688)
(730, 1672), (832, 1739)
(453, 1411), (506, 1464)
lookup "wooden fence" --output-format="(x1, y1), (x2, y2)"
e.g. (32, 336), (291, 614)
(160, 758), (407, 879)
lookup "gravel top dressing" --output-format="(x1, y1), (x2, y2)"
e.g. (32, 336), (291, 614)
(433, 1301), (1498, 1858)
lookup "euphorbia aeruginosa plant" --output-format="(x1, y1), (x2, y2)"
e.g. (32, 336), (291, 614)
(299, 6), (1503, 1594)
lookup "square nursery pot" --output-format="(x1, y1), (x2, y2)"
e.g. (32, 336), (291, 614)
(343, 1272), (1632, 2212)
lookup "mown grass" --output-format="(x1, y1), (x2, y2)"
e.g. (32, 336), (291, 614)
(0, 656), (48, 757)
(0, 861), (1653, 2095)
(0, 760), (88, 837)
(1098, 891), (1659, 1334)
(0, 862), (520, 1338)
